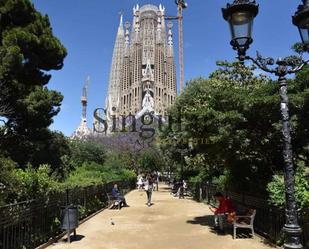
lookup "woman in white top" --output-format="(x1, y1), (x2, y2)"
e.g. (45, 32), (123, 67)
(137, 175), (143, 190)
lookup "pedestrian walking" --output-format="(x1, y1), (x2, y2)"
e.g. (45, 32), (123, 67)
(144, 173), (154, 207)
(137, 174), (143, 191)
(155, 171), (159, 191)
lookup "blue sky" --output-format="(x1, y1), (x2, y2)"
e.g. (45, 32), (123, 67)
(30, 0), (303, 136)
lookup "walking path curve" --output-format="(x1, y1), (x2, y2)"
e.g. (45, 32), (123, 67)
(48, 184), (275, 249)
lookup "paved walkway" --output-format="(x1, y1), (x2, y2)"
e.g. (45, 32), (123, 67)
(48, 185), (275, 249)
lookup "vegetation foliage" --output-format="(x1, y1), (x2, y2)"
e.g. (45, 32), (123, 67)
(160, 61), (309, 215)
(0, 0), (137, 206)
(0, 0), (308, 230)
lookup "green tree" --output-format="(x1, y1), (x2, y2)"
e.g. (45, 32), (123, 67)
(160, 61), (309, 194)
(0, 0), (67, 167)
(138, 148), (164, 173)
(64, 152), (136, 188)
(69, 140), (106, 167)
(0, 155), (19, 205)
(267, 163), (309, 219)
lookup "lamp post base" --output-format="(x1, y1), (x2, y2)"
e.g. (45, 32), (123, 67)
(283, 221), (303, 249)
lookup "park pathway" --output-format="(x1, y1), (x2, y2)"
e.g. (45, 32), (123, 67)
(48, 184), (275, 249)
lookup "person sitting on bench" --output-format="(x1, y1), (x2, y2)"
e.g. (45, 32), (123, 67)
(209, 192), (235, 232)
(112, 184), (129, 207)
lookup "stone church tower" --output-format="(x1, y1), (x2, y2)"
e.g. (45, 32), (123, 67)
(105, 4), (177, 123)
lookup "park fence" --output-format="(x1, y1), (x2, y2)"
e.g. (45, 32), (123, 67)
(189, 182), (309, 248)
(0, 180), (135, 249)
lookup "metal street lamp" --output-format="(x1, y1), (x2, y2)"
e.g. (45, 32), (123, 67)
(172, 136), (192, 181)
(222, 0), (258, 60)
(293, 0), (309, 52)
(222, 1), (309, 249)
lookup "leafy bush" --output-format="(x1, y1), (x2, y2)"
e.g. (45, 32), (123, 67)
(267, 164), (309, 219)
(0, 158), (61, 203)
(64, 154), (136, 188)
(13, 164), (61, 201)
(69, 140), (106, 166)
(212, 170), (230, 189)
(0, 156), (19, 205)
(0, 138), (137, 204)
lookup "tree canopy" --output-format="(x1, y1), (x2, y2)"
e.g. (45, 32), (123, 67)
(160, 61), (309, 194)
(0, 0), (67, 168)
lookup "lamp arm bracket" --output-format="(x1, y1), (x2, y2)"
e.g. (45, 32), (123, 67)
(245, 52), (308, 76)
(245, 52), (276, 74)
(288, 58), (309, 74)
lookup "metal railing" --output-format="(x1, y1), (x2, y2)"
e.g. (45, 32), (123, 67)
(0, 180), (135, 249)
(190, 182), (309, 248)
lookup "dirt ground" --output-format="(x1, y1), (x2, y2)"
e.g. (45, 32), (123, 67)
(47, 184), (275, 249)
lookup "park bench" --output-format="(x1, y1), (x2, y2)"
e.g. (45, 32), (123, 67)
(208, 199), (256, 239)
(170, 183), (191, 198)
(233, 209), (256, 239)
(106, 193), (121, 210)
(170, 182), (182, 195)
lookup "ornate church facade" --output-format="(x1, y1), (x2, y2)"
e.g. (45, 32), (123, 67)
(105, 4), (177, 124)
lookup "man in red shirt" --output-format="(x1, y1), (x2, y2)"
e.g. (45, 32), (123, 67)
(209, 192), (235, 231)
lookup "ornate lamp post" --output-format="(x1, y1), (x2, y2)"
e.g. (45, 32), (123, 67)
(172, 136), (192, 181)
(293, 0), (309, 53)
(222, 1), (309, 248)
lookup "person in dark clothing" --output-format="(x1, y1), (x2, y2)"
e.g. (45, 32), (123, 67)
(111, 184), (129, 207)
(152, 172), (159, 191)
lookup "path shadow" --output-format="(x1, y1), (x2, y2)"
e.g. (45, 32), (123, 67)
(160, 187), (171, 191)
(187, 215), (274, 244)
(187, 215), (233, 237)
(187, 215), (214, 227)
(63, 234), (85, 243)
(233, 230), (254, 239)
(261, 238), (277, 248)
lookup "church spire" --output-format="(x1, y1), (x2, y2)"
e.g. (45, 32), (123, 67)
(156, 15), (162, 44)
(124, 21), (130, 56)
(167, 21), (174, 57)
(120, 13), (123, 26)
(118, 13), (124, 35)
(71, 76), (91, 139)
(103, 4), (177, 129)
(106, 12), (125, 118)
(132, 5), (140, 43)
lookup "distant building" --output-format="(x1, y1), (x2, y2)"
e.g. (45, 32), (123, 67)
(104, 4), (177, 131)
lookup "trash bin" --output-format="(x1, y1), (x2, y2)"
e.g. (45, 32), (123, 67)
(61, 205), (79, 231)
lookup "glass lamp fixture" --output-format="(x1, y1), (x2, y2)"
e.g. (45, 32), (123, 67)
(293, 0), (309, 52)
(222, 0), (259, 59)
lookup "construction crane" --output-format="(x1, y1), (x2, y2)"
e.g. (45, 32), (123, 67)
(81, 76), (90, 121)
(165, 0), (188, 92)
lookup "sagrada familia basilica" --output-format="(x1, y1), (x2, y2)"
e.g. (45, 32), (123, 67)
(106, 4), (177, 120)
(73, 4), (178, 138)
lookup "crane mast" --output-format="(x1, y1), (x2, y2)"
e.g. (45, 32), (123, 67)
(165, 0), (187, 93)
(178, 4), (185, 92)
